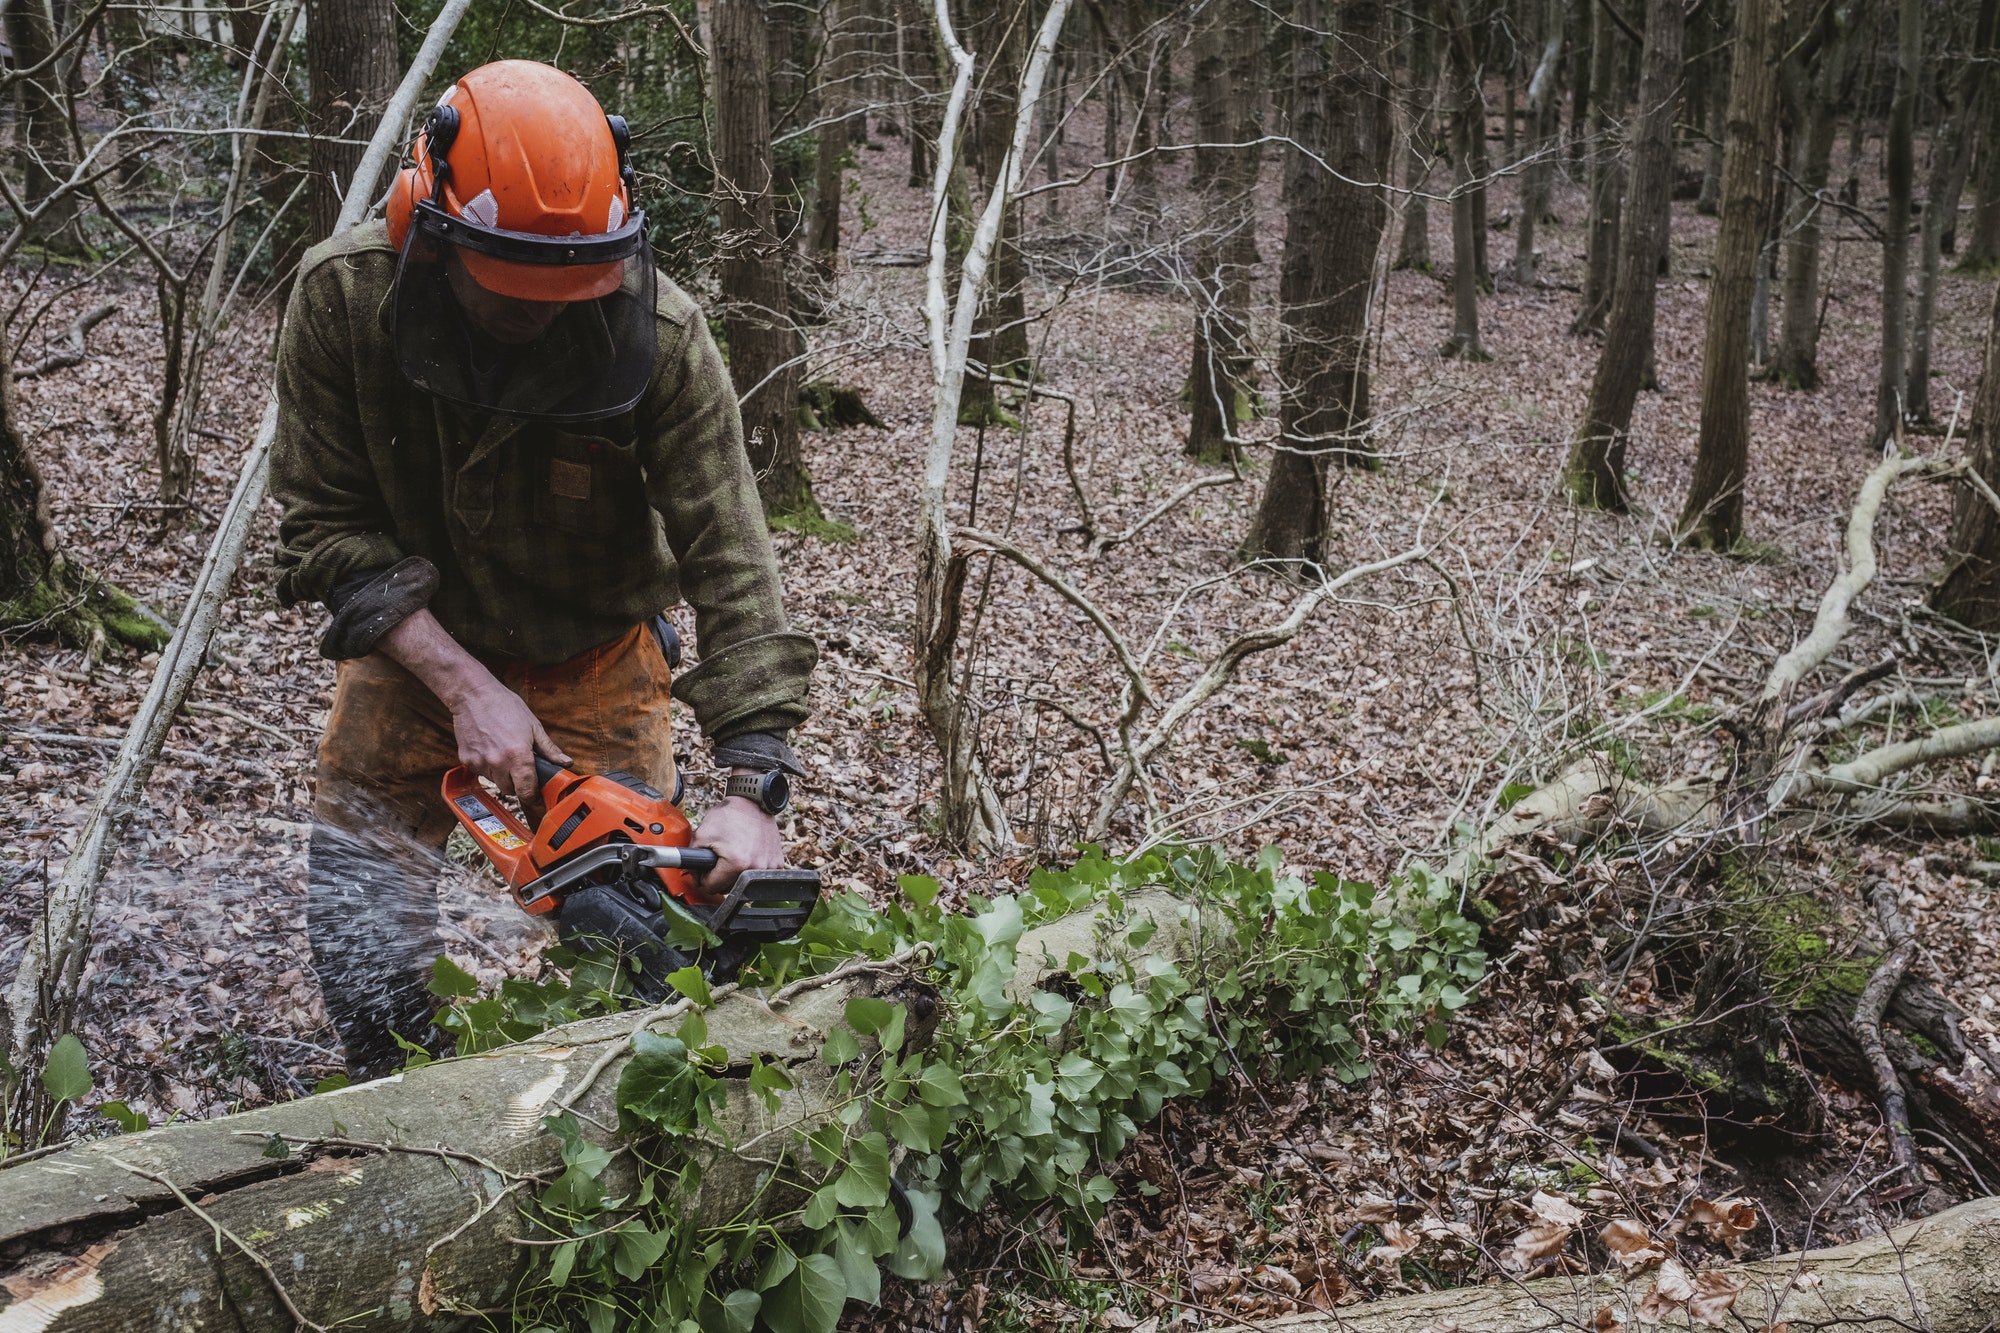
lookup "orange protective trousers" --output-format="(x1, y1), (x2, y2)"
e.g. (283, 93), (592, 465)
(307, 623), (676, 1078)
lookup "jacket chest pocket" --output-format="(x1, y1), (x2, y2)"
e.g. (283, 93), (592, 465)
(532, 431), (645, 538)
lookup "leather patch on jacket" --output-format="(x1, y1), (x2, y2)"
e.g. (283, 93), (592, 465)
(550, 457), (593, 501)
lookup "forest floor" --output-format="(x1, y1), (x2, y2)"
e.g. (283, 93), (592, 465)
(6, 119), (2000, 1326)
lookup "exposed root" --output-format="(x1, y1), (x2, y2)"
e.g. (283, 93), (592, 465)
(1857, 881), (1922, 1190)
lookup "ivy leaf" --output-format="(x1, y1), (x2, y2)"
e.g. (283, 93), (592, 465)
(833, 1223), (883, 1306)
(880, 1004), (907, 1054)
(718, 1289), (762, 1333)
(40, 1034), (90, 1104)
(898, 874), (940, 907)
(843, 997), (893, 1035)
(762, 1252), (846, 1333)
(802, 1183), (841, 1229)
(616, 1031), (699, 1134)
(100, 1100), (149, 1133)
(428, 955), (480, 999)
(1054, 1052), (1103, 1101)
(748, 1054), (794, 1112)
(613, 1221), (673, 1279)
(832, 1132), (892, 1208)
(820, 1027), (861, 1067)
(885, 1186), (946, 1281)
(548, 1240), (579, 1289)
(666, 965), (712, 1008)
(916, 1063), (965, 1108)
(888, 1100), (944, 1152)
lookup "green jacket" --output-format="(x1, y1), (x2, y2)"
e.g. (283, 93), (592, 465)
(271, 221), (814, 743)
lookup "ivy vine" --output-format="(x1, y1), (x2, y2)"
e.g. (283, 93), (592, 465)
(423, 844), (1486, 1333)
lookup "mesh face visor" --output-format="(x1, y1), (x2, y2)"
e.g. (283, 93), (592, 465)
(393, 200), (659, 423)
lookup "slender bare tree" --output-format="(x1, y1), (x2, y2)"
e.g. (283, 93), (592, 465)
(1184, 0), (1263, 462)
(1870, 0), (1922, 447)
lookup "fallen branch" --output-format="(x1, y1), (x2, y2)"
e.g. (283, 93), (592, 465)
(1263, 1196), (2000, 1333)
(11, 302), (115, 380)
(1858, 881), (1923, 1190)
(1787, 716), (2000, 799)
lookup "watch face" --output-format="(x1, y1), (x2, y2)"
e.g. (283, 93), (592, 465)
(763, 770), (792, 814)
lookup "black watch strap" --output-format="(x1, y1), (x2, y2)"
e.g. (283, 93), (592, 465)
(725, 770), (790, 815)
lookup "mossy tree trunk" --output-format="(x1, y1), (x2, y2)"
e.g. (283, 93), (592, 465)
(1678, 0), (1788, 549)
(6, 0), (82, 250)
(1184, 0), (1263, 462)
(957, 0), (1029, 428)
(0, 318), (170, 658)
(1563, 0), (1686, 510)
(715, 0), (819, 521)
(1242, 0), (1393, 564)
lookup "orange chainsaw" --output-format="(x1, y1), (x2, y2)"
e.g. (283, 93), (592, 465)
(443, 756), (820, 993)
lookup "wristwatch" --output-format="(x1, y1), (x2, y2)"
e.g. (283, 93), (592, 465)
(725, 769), (792, 816)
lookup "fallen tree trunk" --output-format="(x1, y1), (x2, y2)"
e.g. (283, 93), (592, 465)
(0, 958), (932, 1330)
(0, 892), (1198, 1329)
(1264, 1195), (2000, 1333)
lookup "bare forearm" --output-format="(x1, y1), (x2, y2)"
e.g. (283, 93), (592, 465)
(378, 608), (498, 710)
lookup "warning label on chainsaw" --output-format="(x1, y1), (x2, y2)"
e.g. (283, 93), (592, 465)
(454, 794), (526, 850)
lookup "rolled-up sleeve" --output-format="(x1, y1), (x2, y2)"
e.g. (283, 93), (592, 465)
(271, 264), (404, 607)
(640, 313), (816, 741)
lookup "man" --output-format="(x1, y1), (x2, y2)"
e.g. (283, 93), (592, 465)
(272, 61), (815, 1079)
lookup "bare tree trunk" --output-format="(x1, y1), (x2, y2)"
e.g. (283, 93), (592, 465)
(1564, 0), (1686, 509)
(1242, 0), (1394, 563)
(1572, 0), (1627, 334)
(1696, 9), (1726, 215)
(958, 0), (1029, 426)
(1513, 0), (1564, 284)
(1748, 166), (1782, 367)
(1934, 281), (2000, 626)
(811, 0), (856, 277)
(1679, 0), (1788, 549)
(1771, 2), (1847, 391)
(715, 0), (817, 520)
(1966, 28), (2000, 270)
(1185, 0), (1262, 461)
(1910, 0), (1996, 414)
(906, 0), (937, 188)
(1397, 0), (1440, 271)
(305, 0), (398, 240)
(7, 0), (83, 248)
(1440, 0), (1490, 361)
(1871, 0), (1922, 447)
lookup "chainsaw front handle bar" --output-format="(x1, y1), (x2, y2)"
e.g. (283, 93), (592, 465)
(516, 841), (719, 911)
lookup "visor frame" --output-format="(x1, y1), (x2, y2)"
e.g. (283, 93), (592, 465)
(411, 197), (647, 266)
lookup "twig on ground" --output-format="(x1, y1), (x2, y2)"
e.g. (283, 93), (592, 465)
(1856, 882), (1921, 1191)
(13, 301), (115, 380)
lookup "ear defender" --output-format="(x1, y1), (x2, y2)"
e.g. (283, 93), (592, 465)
(387, 104), (464, 251)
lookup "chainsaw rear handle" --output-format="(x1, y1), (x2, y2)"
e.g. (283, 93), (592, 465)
(516, 840), (719, 911)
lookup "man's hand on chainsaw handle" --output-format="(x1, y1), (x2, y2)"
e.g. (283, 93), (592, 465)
(692, 775), (785, 888)
(380, 609), (570, 801)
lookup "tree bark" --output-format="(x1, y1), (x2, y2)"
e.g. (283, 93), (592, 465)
(1439, 0), (1490, 360)
(1966, 35), (2000, 271)
(0, 963), (934, 1331)
(811, 0), (857, 277)
(1184, 0), (1263, 461)
(1242, 0), (1393, 563)
(1871, 0), (1922, 448)
(1696, 6), (1726, 215)
(1573, 0), (1628, 335)
(7, 0), (83, 248)
(959, 0), (1030, 427)
(305, 0), (398, 241)
(1909, 0), (1995, 418)
(1268, 1199), (2000, 1333)
(1564, 0), (1686, 509)
(1512, 0), (1564, 285)
(1396, 0), (1440, 271)
(1933, 282), (2000, 628)
(1770, 2), (1846, 392)
(905, 0), (938, 188)
(715, 0), (817, 521)
(1679, 0), (1787, 549)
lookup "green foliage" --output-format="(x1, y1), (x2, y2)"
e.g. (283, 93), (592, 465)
(445, 847), (1485, 1331)
(40, 1034), (91, 1104)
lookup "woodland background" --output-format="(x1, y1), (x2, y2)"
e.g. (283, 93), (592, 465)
(5, 0), (2000, 1325)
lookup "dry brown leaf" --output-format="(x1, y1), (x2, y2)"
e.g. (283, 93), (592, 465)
(1689, 1197), (1759, 1251)
(1789, 1269), (1822, 1292)
(1369, 1220), (1423, 1269)
(1508, 1220), (1572, 1269)
(1600, 1218), (1668, 1271)
(417, 1266), (437, 1317)
(1637, 1259), (1696, 1323)
(1594, 1303), (1627, 1333)
(1530, 1190), (1587, 1227)
(1348, 1192), (1401, 1224)
(1688, 1270), (1747, 1326)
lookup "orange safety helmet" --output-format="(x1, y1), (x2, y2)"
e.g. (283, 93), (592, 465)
(387, 61), (641, 303)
